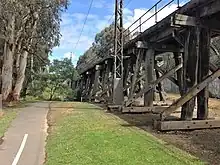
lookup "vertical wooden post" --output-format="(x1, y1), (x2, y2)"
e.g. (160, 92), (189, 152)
(93, 65), (101, 98)
(197, 28), (210, 120)
(106, 59), (113, 102)
(181, 28), (199, 121)
(144, 49), (155, 107)
(129, 49), (143, 100)
(155, 70), (165, 101)
(88, 72), (94, 101)
(123, 57), (131, 97)
(174, 52), (184, 96)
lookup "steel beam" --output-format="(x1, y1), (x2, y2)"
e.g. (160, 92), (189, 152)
(113, 0), (124, 105)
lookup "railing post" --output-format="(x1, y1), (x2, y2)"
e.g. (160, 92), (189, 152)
(155, 4), (158, 23)
(139, 18), (142, 32)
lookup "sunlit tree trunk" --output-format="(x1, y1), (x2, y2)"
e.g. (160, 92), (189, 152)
(2, 16), (15, 101)
(12, 51), (28, 101)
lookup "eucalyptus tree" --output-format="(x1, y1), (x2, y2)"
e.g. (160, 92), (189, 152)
(0, 0), (68, 101)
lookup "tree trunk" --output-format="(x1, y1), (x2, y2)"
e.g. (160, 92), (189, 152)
(12, 51), (28, 101)
(2, 16), (16, 101)
(2, 43), (15, 101)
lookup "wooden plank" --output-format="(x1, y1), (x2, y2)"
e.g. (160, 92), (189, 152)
(129, 49), (143, 99)
(200, 0), (220, 18)
(161, 69), (220, 120)
(88, 72), (95, 101)
(107, 105), (123, 112)
(197, 28), (211, 120)
(180, 28), (198, 120)
(144, 49), (155, 107)
(174, 52), (184, 95)
(136, 41), (183, 53)
(155, 65), (179, 85)
(209, 62), (220, 79)
(155, 119), (220, 131)
(122, 107), (155, 113)
(92, 65), (101, 97)
(125, 63), (183, 107)
(155, 70), (165, 101)
(172, 14), (197, 27)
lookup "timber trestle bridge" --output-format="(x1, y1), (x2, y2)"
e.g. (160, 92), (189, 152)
(76, 0), (220, 131)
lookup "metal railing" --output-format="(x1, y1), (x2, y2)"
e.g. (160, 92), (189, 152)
(124, 0), (182, 40)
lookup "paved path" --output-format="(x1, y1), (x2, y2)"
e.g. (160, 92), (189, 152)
(0, 102), (49, 165)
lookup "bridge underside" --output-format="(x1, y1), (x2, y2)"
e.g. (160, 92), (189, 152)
(76, 0), (220, 131)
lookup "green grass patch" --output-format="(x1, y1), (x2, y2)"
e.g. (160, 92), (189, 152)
(45, 102), (204, 165)
(0, 110), (18, 137)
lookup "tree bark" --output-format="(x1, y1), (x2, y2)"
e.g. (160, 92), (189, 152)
(12, 51), (28, 101)
(2, 15), (16, 101)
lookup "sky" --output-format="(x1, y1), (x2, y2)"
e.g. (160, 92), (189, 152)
(51, 0), (190, 66)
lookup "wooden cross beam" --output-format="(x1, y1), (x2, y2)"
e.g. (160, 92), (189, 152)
(154, 65), (179, 85)
(125, 63), (183, 107)
(209, 62), (220, 79)
(129, 50), (143, 99)
(161, 69), (220, 120)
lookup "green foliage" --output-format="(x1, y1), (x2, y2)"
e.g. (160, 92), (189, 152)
(28, 58), (78, 101)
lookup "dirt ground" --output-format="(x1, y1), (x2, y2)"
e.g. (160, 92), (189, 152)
(114, 94), (220, 165)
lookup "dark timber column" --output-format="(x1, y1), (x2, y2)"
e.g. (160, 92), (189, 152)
(93, 65), (101, 98)
(102, 61), (108, 94)
(155, 70), (165, 101)
(123, 57), (130, 97)
(129, 49), (143, 100)
(144, 49), (155, 107)
(197, 28), (210, 120)
(88, 71), (94, 101)
(174, 52), (184, 96)
(84, 72), (90, 100)
(181, 28), (199, 120)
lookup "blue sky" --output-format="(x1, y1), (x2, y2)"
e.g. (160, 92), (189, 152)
(51, 0), (189, 65)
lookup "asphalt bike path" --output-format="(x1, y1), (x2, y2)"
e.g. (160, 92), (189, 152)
(0, 102), (49, 165)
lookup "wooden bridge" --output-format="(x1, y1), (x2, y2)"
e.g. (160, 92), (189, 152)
(76, 0), (220, 130)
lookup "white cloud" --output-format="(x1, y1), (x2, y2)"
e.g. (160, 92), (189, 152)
(54, 0), (190, 62)
(124, 4), (179, 36)
(55, 12), (111, 53)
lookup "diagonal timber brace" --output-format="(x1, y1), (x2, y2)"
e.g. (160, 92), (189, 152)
(161, 69), (220, 121)
(209, 62), (220, 79)
(154, 65), (179, 85)
(125, 63), (183, 107)
(129, 49), (144, 99)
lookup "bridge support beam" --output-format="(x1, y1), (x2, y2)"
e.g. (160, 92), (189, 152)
(197, 28), (211, 120)
(87, 71), (94, 101)
(144, 49), (155, 107)
(92, 65), (101, 100)
(180, 28), (199, 120)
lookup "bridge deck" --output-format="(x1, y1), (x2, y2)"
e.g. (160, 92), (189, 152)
(79, 0), (220, 75)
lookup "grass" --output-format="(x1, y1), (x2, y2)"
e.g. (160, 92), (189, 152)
(45, 102), (204, 165)
(0, 109), (18, 138)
